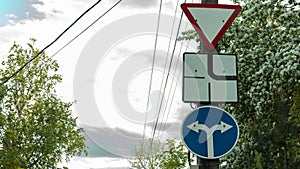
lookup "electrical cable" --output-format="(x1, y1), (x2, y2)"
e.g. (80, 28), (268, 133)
(155, 0), (199, 142)
(0, 0), (104, 86)
(142, 0), (163, 142)
(157, 38), (191, 140)
(154, 0), (181, 130)
(30, 1), (122, 87)
(31, 1), (122, 79)
(156, 1), (194, 137)
(50, 0), (122, 59)
(156, 19), (192, 139)
(156, 44), (184, 139)
(146, 0), (163, 111)
(151, 0), (186, 140)
(157, 23), (193, 140)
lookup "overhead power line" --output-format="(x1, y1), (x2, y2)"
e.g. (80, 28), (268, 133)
(146, 0), (163, 111)
(0, 0), (103, 85)
(156, 0), (196, 140)
(157, 39), (191, 140)
(50, 0), (122, 58)
(151, 0), (186, 140)
(142, 0), (163, 142)
(0, 0), (122, 86)
(156, 38), (186, 140)
(155, 0), (181, 124)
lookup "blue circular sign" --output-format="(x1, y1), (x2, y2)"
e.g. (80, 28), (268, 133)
(181, 106), (239, 159)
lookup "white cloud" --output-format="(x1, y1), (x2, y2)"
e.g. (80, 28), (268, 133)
(117, 0), (158, 8)
(5, 13), (18, 19)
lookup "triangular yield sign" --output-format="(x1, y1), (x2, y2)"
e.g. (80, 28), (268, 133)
(181, 3), (241, 50)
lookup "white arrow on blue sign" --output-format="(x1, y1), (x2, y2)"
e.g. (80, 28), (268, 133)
(181, 106), (239, 159)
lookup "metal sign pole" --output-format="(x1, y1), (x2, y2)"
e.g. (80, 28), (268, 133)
(196, 0), (220, 169)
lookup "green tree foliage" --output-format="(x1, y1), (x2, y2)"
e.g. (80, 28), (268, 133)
(157, 139), (188, 169)
(0, 39), (86, 168)
(287, 84), (300, 164)
(130, 139), (188, 169)
(130, 139), (161, 169)
(180, 0), (299, 168)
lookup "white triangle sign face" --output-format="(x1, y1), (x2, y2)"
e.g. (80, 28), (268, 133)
(181, 3), (241, 50)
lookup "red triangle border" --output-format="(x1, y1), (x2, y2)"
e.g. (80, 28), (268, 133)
(181, 3), (242, 50)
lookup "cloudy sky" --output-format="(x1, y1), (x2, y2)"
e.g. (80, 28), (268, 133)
(0, 0), (234, 168)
